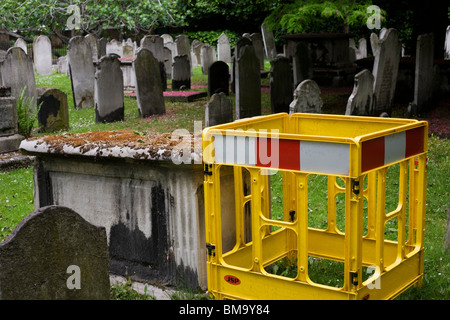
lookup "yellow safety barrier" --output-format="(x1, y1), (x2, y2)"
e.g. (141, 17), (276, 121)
(202, 113), (428, 300)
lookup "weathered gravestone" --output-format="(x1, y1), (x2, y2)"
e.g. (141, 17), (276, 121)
(0, 205), (110, 300)
(445, 26), (450, 59)
(106, 39), (123, 57)
(57, 56), (69, 75)
(133, 48), (165, 117)
(0, 88), (24, 153)
(122, 45), (134, 59)
(85, 34), (99, 62)
(261, 23), (277, 59)
(270, 55), (293, 114)
(0, 47), (37, 105)
(231, 37), (252, 93)
(345, 69), (374, 116)
(140, 35), (164, 63)
(201, 45), (215, 75)
(205, 92), (233, 127)
(358, 38), (367, 59)
(411, 33), (435, 115)
(372, 28), (401, 115)
(175, 35), (191, 66)
(164, 47), (172, 77)
(34, 35), (53, 76)
(191, 39), (203, 67)
(289, 79), (323, 114)
(292, 42), (313, 88)
(217, 33), (231, 63)
(14, 38), (27, 54)
(94, 54), (124, 123)
(98, 38), (108, 58)
(208, 60), (229, 96)
(68, 36), (95, 109)
(250, 33), (265, 70)
(37, 87), (69, 132)
(235, 45), (261, 119)
(172, 55), (191, 90)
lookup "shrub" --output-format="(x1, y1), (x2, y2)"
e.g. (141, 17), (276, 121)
(16, 87), (42, 137)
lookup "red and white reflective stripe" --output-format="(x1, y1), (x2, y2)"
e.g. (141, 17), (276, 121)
(213, 135), (350, 175)
(361, 126), (425, 173)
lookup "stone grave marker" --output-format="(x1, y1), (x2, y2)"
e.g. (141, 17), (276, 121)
(261, 23), (277, 59)
(411, 33), (435, 115)
(94, 54), (124, 123)
(292, 42), (313, 88)
(208, 60), (229, 96)
(122, 45), (134, 59)
(358, 38), (367, 59)
(0, 205), (110, 300)
(140, 35), (164, 63)
(164, 47), (172, 77)
(33, 35), (53, 76)
(37, 87), (69, 132)
(85, 34), (99, 61)
(191, 39), (204, 67)
(345, 69), (374, 116)
(57, 56), (69, 75)
(289, 79), (323, 114)
(0, 88), (23, 153)
(14, 38), (27, 54)
(172, 55), (191, 90)
(217, 33), (231, 63)
(270, 55), (293, 114)
(372, 28), (401, 115)
(205, 92), (233, 127)
(0, 47), (37, 105)
(175, 35), (190, 62)
(235, 45), (261, 120)
(67, 36), (95, 109)
(133, 48), (165, 117)
(231, 37), (252, 93)
(201, 44), (215, 75)
(98, 38), (108, 58)
(250, 33), (265, 70)
(106, 39), (123, 57)
(445, 26), (450, 59)
(370, 33), (378, 56)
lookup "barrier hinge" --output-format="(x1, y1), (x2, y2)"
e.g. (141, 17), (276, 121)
(351, 272), (358, 286)
(206, 243), (215, 256)
(352, 179), (360, 195)
(204, 163), (213, 176)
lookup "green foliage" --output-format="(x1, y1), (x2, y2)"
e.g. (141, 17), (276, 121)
(183, 30), (240, 48)
(16, 87), (42, 138)
(110, 280), (155, 300)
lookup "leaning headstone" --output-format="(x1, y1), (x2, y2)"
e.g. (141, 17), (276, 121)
(205, 92), (233, 127)
(0, 205), (110, 300)
(85, 34), (99, 61)
(0, 88), (23, 153)
(261, 23), (277, 59)
(370, 33), (379, 56)
(289, 79), (323, 114)
(358, 38), (367, 59)
(208, 60), (229, 96)
(292, 42), (313, 88)
(217, 33), (231, 63)
(201, 45), (215, 75)
(372, 28), (401, 115)
(411, 33), (435, 115)
(172, 55), (191, 90)
(250, 33), (265, 70)
(14, 38), (27, 54)
(0, 47), (37, 105)
(133, 48), (165, 117)
(94, 54), (124, 123)
(33, 35), (53, 76)
(37, 87), (69, 132)
(140, 35), (164, 63)
(345, 69), (374, 116)
(270, 55), (293, 114)
(67, 36), (95, 109)
(106, 39), (123, 57)
(235, 45), (261, 119)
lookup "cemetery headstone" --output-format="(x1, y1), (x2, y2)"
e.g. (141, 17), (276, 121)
(358, 38), (367, 59)
(67, 36), (95, 109)
(231, 37), (252, 93)
(164, 47), (172, 77)
(133, 48), (165, 117)
(106, 39), (123, 57)
(250, 33), (265, 70)
(445, 26), (450, 59)
(235, 45), (261, 119)
(98, 38), (108, 58)
(370, 33), (379, 56)
(37, 87), (69, 132)
(292, 42), (313, 88)
(33, 35), (53, 76)
(345, 69), (374, 116)
(14, 38), (27, 54)
(289, 79), (323, 114)
(411, 33), (435, 115)
(217, 33), (231, 63)
(85, 34), (99, 62)
(0, 47), (37, 105)
(208, 60), (229, 96)
(122, 45), (134, 59)
(261, 23), (277, 59)
(270, 55), (293, 114)
(0, 205), (110, 300)
(191, 39), (204, 67)
(175, 35), (191, 62)
(372, 28), (401, 115)
(140, 35), (164, 63)
(205, 92), (233, 127)
(94, 54), (124, 123)
(57, 56), (69, 75)
(161, 34), (175, 63)
(201, 45), (215, 75)
(0, 88), (23, 153)
(172, 55), (191, 90)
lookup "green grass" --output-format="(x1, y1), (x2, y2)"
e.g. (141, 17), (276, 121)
(1, 66), (448, 300)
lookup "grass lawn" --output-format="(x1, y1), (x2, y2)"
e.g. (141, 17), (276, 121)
(0, 64), (448, 300)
